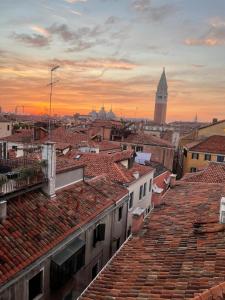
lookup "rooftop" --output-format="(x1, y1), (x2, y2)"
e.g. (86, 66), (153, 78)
(0, 176), (128, 286)
(186, 135), (225, 155)
(124, 133), (173, 148)
(182, 162), (225, 183)
(80, 182), (225, 300)
(67, 150), (154, 184)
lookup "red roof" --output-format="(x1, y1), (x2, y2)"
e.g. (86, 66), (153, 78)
(80, 182), (225, 300)
(0, 177), (128, 285)
(56, 156), (85, 173)
(182, 162), (225, 183)
(124, 133), (173, 147)
(1, 129), (33, 143)
(67, 150), (154, 184)
(187, 135), (225, 155)
(41, 127), (88, 147)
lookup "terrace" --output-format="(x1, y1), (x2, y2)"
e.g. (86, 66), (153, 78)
(0, 158), (47, 198)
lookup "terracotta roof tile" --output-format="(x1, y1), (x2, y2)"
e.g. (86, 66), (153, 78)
(80, 182), (225, 300)
(1, 129), (33, 143)
(124, 133), (173, 148)
(182, 162), (225, 183)
(188, 135), (225, 155)
(0, 177), (128, 286)
(67, 150), (153, 184)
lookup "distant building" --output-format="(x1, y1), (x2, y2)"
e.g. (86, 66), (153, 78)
(183, 135), (225, 174)
(89, 106), (116, 121)
(154, 68), (168, 124)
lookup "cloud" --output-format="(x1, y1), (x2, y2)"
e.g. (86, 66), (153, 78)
(64, 0), (87, 3)
(12, 33), (50, 47)
(52, 58), (139, 70)
(185, 18), (225, 47)
(132, 0), (177, 22)
(30, 25), (50, 37)
(66, 41), (95, 52)
(105, 16), (120, 25)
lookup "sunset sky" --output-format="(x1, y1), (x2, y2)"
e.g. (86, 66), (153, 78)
(1, 0), (225, 121)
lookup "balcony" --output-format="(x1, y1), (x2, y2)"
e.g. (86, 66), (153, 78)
(0, 158), (47, 198)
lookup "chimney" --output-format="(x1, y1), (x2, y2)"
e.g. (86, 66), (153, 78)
(212, 118), (218, 124)
(169, 174), (177, 188)
(131, 207), (145, 234)
(42, 142), (56, 198)
(0, 200), (7, 223)
(133, 171), (140, 179)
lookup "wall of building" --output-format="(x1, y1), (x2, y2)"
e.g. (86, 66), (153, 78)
(122, 143), (174, 171)
(183, 151), (220, 174)
(0, 122), (12, 139)
(198, 121), (225, 138)
(0, 196), (128, 300)
(55, 168), (84, 190)
(127, 171), (154, 235)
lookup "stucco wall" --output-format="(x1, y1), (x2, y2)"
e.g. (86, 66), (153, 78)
(0, 122), (12, 139)
(55, 168), (84, 190)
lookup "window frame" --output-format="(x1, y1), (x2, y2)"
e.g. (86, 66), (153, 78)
(149, 179), (152, 192)
(217, 155), (224, 162)
(191, 152), (199, 160)
(204, 153), (211, 161)
(93, 223), (106, 247)
(139, 185), (143, 200)
(28, 268), (44, 300)
(118, 206), (123, 221)
(190, 167), (197, 173)
(143, 182), (147, 197)
(129, 192), (134, 209)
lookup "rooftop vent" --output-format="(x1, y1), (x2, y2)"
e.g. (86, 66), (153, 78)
(219, 197), (225, 223)
(75, 155), (81, 160)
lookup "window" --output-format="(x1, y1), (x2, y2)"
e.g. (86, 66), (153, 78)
(92, 263), (98, 279)
(139, 185), (143, 200)
(204, 153), (211, 161)
(127, 226), (131, 237)
(190, 167), (197, 173)
(118, 206), (123, 221)
(149, 179), (152, 192)
(93, 224), (106, 247)
(50, 239), (85, 290)
(7, 125), (10, 131)
(129, 192), (134, 209)
(12, 145), (17, 151)
(217, 155), (224, 162)
(192, 153), (199, 160)
(136, 146), (143, 152)
(116, 237), (120, 250)
(29, 270), (43, 300)
(183, 149), (187, 157)
(131, 145), (136, 150)
(143, 183), (147, 197)
(122, 144), (127, 150)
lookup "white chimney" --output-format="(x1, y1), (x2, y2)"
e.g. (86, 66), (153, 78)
(133, 171), (140, 179)
(42, 142), (56, 198)
(169, 174), (177, 188)
(220, 197), (225, 223)
(0, 200), (7, 223)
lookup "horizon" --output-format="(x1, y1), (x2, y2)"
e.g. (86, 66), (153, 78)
(1, 0), (225, 121)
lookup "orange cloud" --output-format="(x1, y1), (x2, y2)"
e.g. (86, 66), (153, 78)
(185, 38), (223, 46)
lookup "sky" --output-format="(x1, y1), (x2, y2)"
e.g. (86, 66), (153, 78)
(0, 0), (225, 121)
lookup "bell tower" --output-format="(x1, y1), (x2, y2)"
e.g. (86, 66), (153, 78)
(154, 68), (168, 124)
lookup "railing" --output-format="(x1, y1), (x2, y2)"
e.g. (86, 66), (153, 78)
(0, 159), (47, 196)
